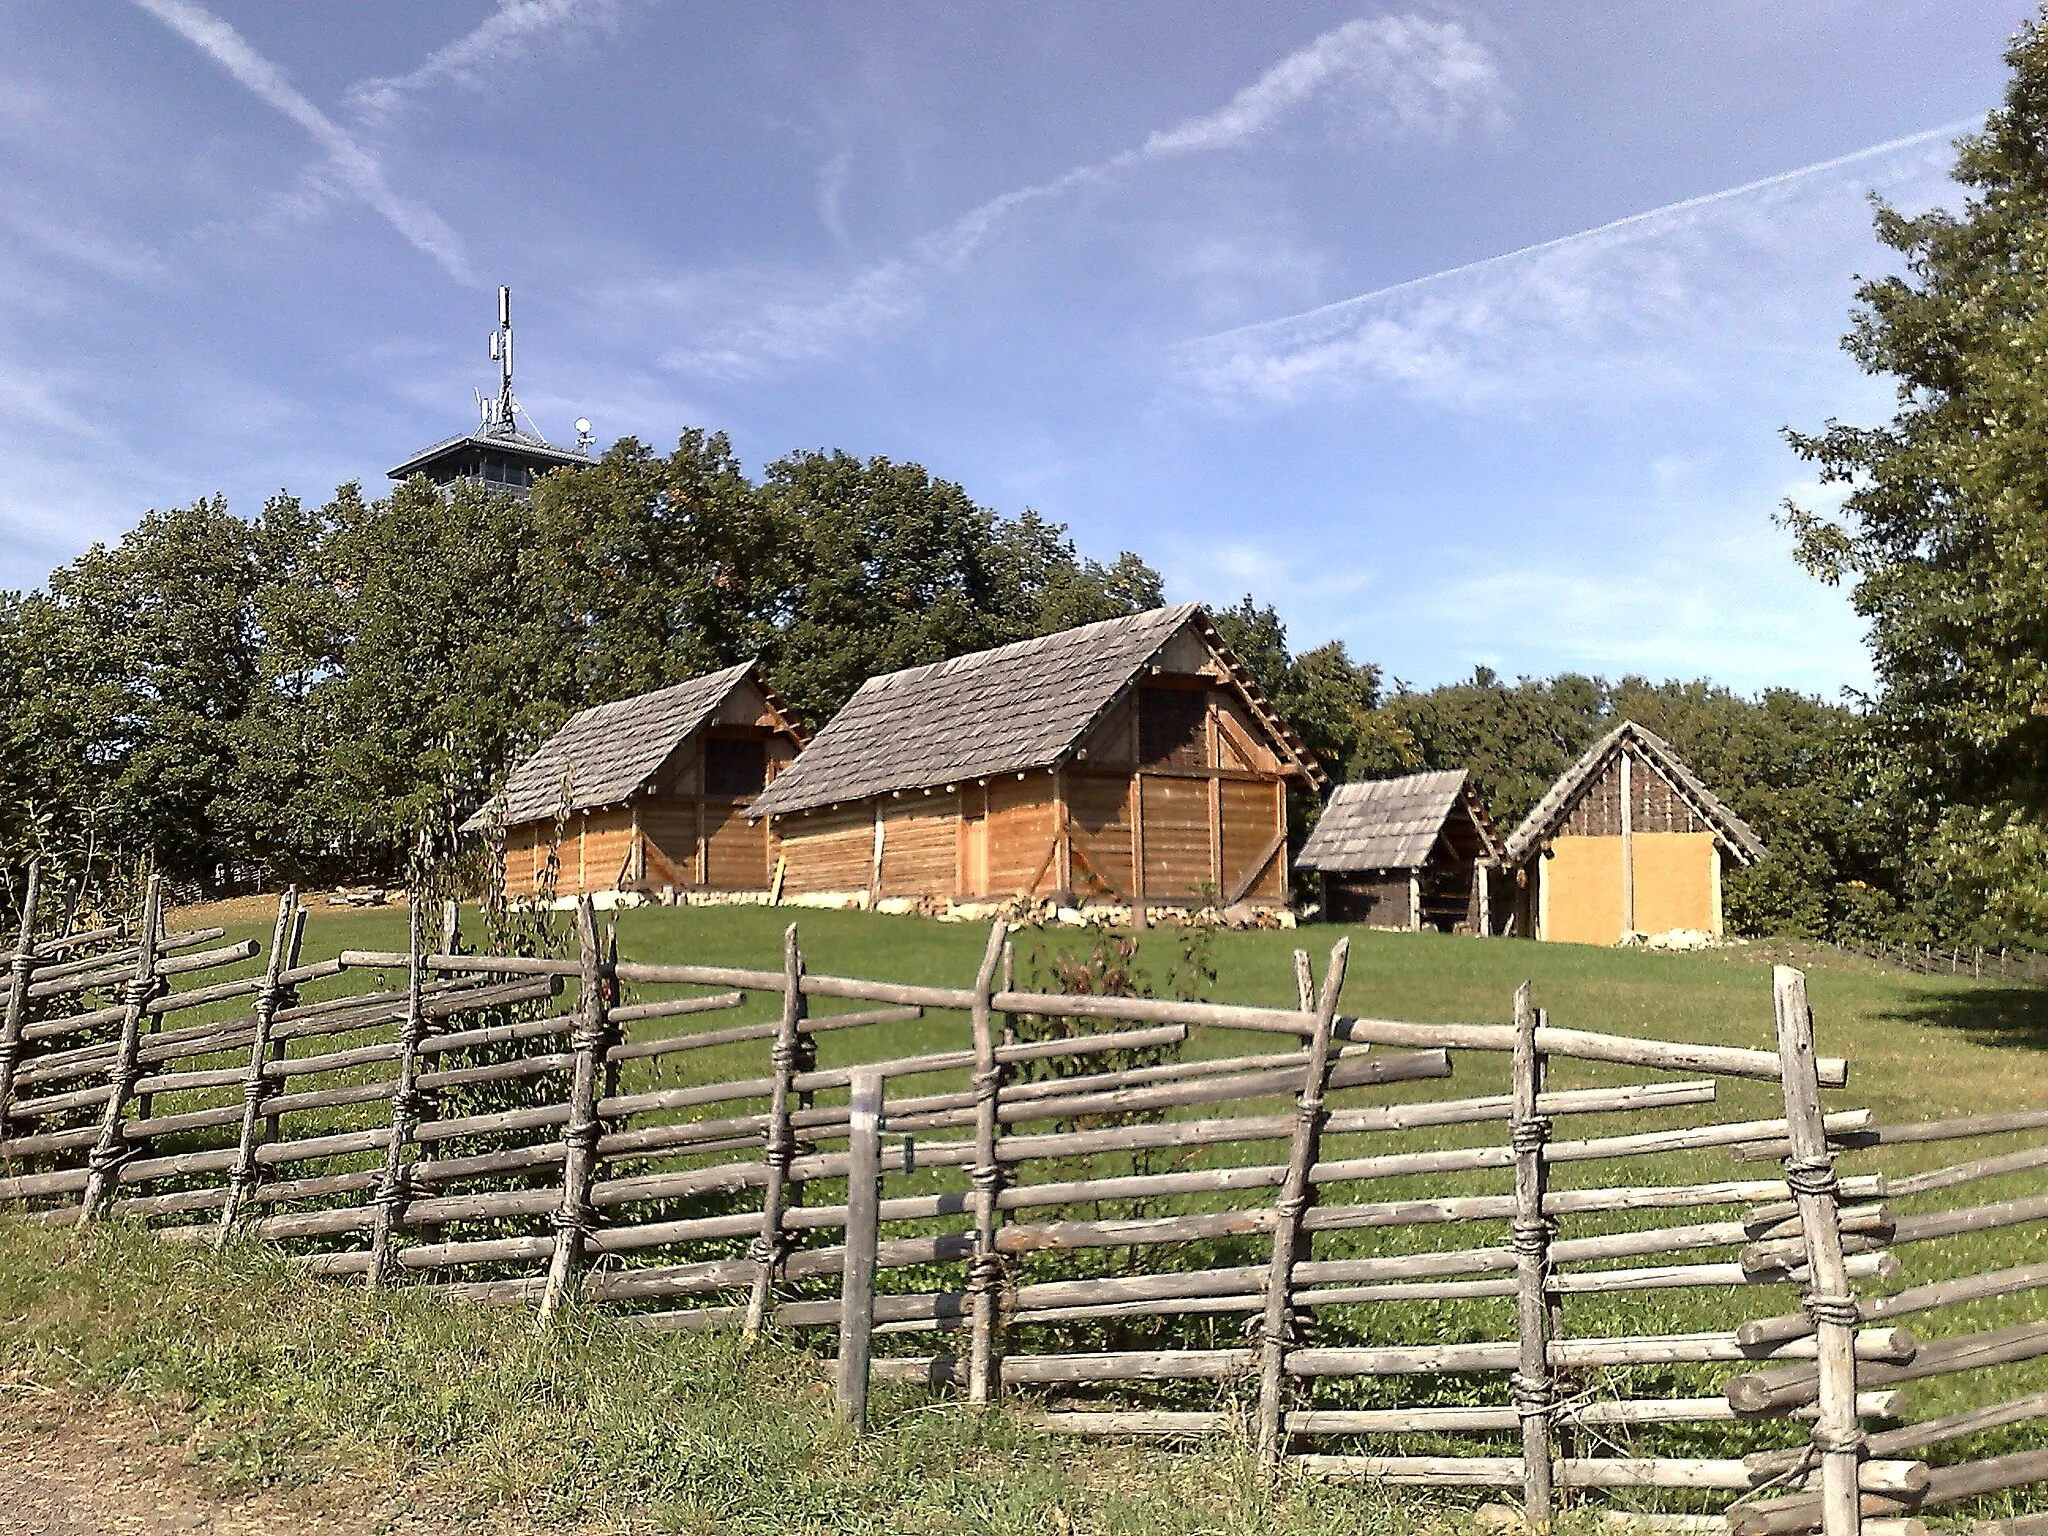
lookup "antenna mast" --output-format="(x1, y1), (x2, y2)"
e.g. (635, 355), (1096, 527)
(486, 285), (516, 434)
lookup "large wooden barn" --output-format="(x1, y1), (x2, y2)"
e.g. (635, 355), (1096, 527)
(746, 605), (1325, 911)
(1502, 721), (1766, 945)
(1296, 770), (1502, 931)
(465, 662), (807, 899)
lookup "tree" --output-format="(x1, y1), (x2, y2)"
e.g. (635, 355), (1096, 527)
(758, 450), (1160, 723)
(1783, 12), (2048, 941)
(5, 498), (268, 885)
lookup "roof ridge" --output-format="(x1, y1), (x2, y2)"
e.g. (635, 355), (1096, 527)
(850, 603), (1200, 697)
(1501, 718), (1766, 865)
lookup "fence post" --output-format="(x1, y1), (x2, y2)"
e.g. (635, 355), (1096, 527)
(837, 1067), (884, 1431)
(414, 900), (462, 1249)
(539, 896), (608, 1323)
(368, 899), (429, 1288)
(78, 875), (163, 1225)
(1512, 981), (1555, 1531)
(1773, 965), (1863, 1536)
(0, 861), (43, 1124)
(746, 922), (808, 1338)
(999, 938), (1017, 1048)
(1255, 937), (1349, 1474)
(967, 920), (1010, 1406)
(216, 890), (302, 1245)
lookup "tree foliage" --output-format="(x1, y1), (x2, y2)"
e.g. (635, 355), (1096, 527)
(1783, 11), (2048, 942)
(1, 436), (1161, 889)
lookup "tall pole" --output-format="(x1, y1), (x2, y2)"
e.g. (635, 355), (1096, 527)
(836, 1068), (884, 1431)
(966, 920), (1010, 1405)
(217, 890), (301, 1245)
(746, 923), (807, 1337)
(0, 862), (43, 1123)
(1255, 938), (1350, 1473)
(1773, 966), (1864, 1536)
(1512, 981), (1555, 1530)
(539, 896), (607, 1323)
(79, 875), (163, 1225)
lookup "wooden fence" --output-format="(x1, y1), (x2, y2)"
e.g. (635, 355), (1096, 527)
(1831, 939), (2048, 985)
(1, 867), (2044, 1536)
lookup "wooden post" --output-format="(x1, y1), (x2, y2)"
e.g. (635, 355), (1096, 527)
(1619, 750), (1635, 938)
(539, 896), (608, 1323)
(367, 899), (429, 1288)
(78, 875), (163, 1225)
(1538, 1013), (1571, 1475)
(0, 861), (42, 1124)
(216, 890), (302, 1245)
(1130, 774), (1148, 929)
(999, 939), (1017, 1048)
(967, 921), (1010, 1405)
(745, 923), (808, 1337)
(1512, 981), (1555, 1530)
(836, 1067), (884, 1430)
(1255, 938), (1350, 1473)
(1773, 965), (1863, 1536)
(1409, 871), (1422, 931)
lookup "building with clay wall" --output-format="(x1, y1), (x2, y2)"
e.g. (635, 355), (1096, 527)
(1502, 721), (1765, 945)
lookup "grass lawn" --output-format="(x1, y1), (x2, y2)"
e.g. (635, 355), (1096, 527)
(4, 902), (2042, 1530)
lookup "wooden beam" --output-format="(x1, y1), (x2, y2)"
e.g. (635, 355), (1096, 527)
(1226, 828), (1288, 907)
(1053, 770), (1073, 897)
(1130, 773), (1148, 927)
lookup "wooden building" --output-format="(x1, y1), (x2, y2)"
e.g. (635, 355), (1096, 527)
(1296, 770), (1502, 931)
(1502, 721), (1766, 945)
(464, 662), (807, 899)
(747, 605), (1324, 910)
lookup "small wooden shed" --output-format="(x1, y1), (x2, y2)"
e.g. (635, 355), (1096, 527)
(1296, 770), (1502, 932)
(1502, 721), (1766, 945)
(747, 604), (1324, 910)
(465, 662), (807, 899)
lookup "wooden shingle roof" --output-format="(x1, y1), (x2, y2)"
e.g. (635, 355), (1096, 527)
(1296, 770), (1496, 873)
(462, 662), (796, 832)
(1501, 720), (1767, 866)
(749, 604), (1320, 819)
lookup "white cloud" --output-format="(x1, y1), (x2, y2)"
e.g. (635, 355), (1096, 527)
(129, 0), (470, 278)
(348, 0), (630, 127)
(1142, 15), (1505, 156)
(669, 13), (1509, 377)
(1171, 119), (1977, 413)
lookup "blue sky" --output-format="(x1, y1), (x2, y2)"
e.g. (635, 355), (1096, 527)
(0, 3), (2029, 696)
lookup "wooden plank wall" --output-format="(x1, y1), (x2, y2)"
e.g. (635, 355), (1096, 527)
(1220, 778), (1285, 903)
(985, 777), (1059, 896)
(778, 804), (876, 893)
(879, 796), (959, 896)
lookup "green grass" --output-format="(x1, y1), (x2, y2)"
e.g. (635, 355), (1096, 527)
(0, 1220), (1521, 1535)
(9, 905), (2047, 1529)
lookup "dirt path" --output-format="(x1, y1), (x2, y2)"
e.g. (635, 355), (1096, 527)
(0, 1391), (498, 1536)
(166, 893), (411, 931)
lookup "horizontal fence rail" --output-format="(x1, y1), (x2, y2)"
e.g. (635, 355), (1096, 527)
(0, 866), (2042, 1536)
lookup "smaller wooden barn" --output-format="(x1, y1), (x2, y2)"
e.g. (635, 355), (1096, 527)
(746, 604), (1324, 911)
(464, 662), (807, 899)
(1296, 770), (1502, 931)
(1502, 721), (1766, 945)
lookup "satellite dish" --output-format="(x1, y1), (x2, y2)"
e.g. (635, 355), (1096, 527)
(575, 418), (592, 435)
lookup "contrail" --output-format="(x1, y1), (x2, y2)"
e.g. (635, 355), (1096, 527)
(1191, 116), (1979, 346)
(130, 0), (469, 279)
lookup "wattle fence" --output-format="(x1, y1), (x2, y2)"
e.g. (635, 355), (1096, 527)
(2, 866), (2045, 1536)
